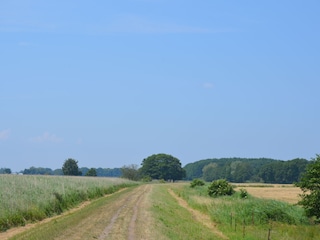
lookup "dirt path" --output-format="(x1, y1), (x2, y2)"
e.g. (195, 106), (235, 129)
(168, 188), (229, 240)
(97, 184), (153, 240)
(3, 185), (154, 240)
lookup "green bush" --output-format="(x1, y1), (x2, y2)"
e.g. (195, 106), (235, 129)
(207, 179), (235, 197)
(190, 179), (205, 188)
(239, 188), (249, 199)
(159, 179), (166, 183)
(141, 176), (152, 182)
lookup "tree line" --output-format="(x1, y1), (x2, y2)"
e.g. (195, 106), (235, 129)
(18, 165), (121, 177)
(2, 156), (309, 184)
(184, 157), (309, 184)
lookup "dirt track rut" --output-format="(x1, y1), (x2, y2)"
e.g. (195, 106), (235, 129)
(97, 184), (152, 240)
(73, 184), (153, 240)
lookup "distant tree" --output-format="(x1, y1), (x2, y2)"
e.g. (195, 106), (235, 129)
(85, 168), (97, 177)
(232, 162), (253, 183)
(23, 167), (53, 175)
(62, 158), (81, 176)
(53, 169), (63, 175)
(121, 164), (140, 181)
(139, 153), (186, 181)
(96, 168), (122, 177)
(0, 168), (11, 174)
(296, 155), (320, 222)
(80, 167), (89, 176)
(202, 163), (218, 182)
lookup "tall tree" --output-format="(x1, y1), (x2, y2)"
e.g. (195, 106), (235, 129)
(296, 155), (320, 222)
(62, 158), (81, 176)
(139, 153), (185, 181)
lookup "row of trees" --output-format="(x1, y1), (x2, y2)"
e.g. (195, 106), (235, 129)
(61, 159), (119, 177)
(3, 156), (309, 184)
(0, 168), (11, 174)
(21, 163), (121, 177)
(184, 157), (309, 184)
(59, 154), (186, 182)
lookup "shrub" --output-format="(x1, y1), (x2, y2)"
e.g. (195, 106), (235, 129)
(159, 179), (166, 183)
(141, 176), (152, 182)
(207, 179), (235, 197)
(190, 179), (205, 188)
(239, 188), (249, 199)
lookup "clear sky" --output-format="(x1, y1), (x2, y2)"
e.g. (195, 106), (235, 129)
(1, 0), (319, 172)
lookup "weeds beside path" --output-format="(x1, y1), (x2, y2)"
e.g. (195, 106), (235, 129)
(168, 188), (229, 240)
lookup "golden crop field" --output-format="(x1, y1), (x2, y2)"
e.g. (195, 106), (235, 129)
(233, 184), (302, 204)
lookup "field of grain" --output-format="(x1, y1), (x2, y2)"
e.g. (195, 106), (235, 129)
(233, 183), (302, 204)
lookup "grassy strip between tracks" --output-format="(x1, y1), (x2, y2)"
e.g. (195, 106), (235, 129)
(150, 183), (226, 240)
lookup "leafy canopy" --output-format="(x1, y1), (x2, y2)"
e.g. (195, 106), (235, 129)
(296, 154), (320, 222)
(62, 158), (81, 176)
(139, 153), (186, 181)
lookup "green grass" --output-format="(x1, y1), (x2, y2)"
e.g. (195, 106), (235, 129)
(170, 183), (319, 240)
(0, 175), (136, 232)
(150, 184), (226, 240)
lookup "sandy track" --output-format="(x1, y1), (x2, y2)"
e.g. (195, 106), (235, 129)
(97, 184), (152, 240)
(59, 184), (153, 240)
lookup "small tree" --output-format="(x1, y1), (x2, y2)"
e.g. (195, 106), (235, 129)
(208, 179), (235, 197)
(85, 168), (97, 177)
(296, 154), (320, 222)
(121, 164), (140, 181)
(62, 158), (81, 176)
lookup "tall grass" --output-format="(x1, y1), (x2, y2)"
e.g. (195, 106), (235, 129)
(0, 175), (136, 232)
(170, 183), (319, 240)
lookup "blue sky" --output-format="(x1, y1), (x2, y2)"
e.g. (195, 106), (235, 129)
(1, 0), (319, 172)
